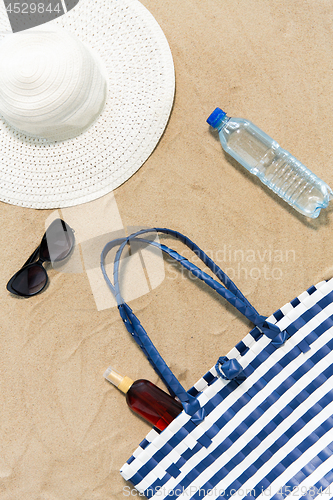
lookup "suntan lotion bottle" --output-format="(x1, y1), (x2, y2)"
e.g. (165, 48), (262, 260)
(104, 366), (183, 431)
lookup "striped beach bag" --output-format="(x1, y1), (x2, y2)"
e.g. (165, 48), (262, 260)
(101, 228), (333, 500)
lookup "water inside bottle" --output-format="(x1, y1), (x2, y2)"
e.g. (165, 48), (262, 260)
(226, 127), (330, 217)
(227, 127), (269, 169)
(262, 153), (326, 217)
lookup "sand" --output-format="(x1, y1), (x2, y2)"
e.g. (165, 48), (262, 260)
(1, 1), (333, 499)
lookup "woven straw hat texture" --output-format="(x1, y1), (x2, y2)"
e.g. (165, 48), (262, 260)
(0, 0), (175, 209)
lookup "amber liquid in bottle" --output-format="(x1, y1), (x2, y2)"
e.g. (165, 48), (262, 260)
(104, 367), (183, 431)
(126, 379), (183, 431)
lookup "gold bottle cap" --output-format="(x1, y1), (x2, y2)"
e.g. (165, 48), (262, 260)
(104, 366), (134, 394)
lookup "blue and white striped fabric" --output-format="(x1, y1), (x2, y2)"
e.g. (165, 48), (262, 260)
(120, 277), (333, 500)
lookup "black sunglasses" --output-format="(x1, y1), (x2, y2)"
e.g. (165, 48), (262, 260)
(7, 219), (75, 297)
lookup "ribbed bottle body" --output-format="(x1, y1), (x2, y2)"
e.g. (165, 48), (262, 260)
(214, 114), (332, 218)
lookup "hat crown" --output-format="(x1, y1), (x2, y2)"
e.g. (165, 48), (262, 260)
(0, 29), (108, 142)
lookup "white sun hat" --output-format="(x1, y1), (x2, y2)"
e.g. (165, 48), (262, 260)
(0, 0), (175, 209)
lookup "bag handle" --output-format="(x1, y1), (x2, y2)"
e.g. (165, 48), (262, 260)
(101, 228), (283, 423)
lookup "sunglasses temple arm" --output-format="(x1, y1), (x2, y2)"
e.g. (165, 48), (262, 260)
(22, 246), (40, 267)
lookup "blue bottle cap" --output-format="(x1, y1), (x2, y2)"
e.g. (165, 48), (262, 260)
(207, 107), (226, 129)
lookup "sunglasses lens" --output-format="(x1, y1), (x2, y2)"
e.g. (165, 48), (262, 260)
(11, 265), (47, 296)
(40, 219), (74, 262)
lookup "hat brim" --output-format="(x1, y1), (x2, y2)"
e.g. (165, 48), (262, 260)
(0, 0), (175, 209)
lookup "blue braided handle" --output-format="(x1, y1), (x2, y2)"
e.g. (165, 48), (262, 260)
(101, 228), (283, 422)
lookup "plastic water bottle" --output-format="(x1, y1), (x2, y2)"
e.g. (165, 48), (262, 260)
(207, 108), (333, 218)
